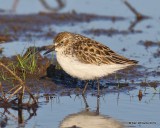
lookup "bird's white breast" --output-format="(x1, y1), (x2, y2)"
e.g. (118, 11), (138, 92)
(56, 52), (131, 80)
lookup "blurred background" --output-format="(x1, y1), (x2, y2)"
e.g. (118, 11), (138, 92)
(0, 0), (160, 17)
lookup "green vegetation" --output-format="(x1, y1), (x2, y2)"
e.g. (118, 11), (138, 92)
(0, 47), (39, 81)
(16, 49), (37, 80)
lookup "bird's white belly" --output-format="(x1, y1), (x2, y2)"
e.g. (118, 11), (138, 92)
(57, 53), (130, 80)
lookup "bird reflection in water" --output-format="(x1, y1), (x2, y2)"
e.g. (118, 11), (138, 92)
(60, 95), (124, 128)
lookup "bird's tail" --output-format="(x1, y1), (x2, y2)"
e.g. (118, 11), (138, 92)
(128, 60), (138, 64)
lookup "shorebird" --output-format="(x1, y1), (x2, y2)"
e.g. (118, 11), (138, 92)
(44, 32), (138, 96)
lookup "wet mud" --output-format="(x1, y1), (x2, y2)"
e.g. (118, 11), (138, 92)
(0, 12), (125, 42)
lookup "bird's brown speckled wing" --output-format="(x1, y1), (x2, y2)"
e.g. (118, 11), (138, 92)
(72, 39), (138, 65)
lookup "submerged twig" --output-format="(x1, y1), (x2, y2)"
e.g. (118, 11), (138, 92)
(39, 0), (65, 12)
(123, 0), (150, 31)
(123, 0), (149, 20)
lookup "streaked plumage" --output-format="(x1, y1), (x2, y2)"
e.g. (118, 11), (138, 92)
(44, 31), (138, 95)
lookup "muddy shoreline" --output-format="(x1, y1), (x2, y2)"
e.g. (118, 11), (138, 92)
(0, 12), (126, 42)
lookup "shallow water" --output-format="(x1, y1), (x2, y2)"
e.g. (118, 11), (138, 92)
(1, 0), (160, 18)
(0, 0), (160, 128)
(0, 86), (159, 128)
(1, 0), (160, 82)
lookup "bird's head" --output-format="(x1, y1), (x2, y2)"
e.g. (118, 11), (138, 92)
(44, 32), (74, 54)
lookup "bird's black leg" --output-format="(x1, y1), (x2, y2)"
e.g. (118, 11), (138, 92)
(96, 95), (100, 115)
(97, 79), (100, 97)
(82, 94), (89, 110)
(82, 81), (88, 95)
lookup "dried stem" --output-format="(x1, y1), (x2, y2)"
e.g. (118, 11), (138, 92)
(0, 82), (5, 98)
(6, 84), (20, 94)
(0, 62), (24, 85)
(6, 85), (22, 101)
(0, 62), (37, 104)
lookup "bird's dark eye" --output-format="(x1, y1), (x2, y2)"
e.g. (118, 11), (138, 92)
(60, 41), (63, 44)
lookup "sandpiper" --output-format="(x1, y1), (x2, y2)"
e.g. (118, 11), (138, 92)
(44, 32), (138, 96)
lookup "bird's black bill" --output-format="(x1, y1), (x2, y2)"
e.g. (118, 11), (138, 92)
(43, 46), (55, 55)
(43, 49), (53, 55)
